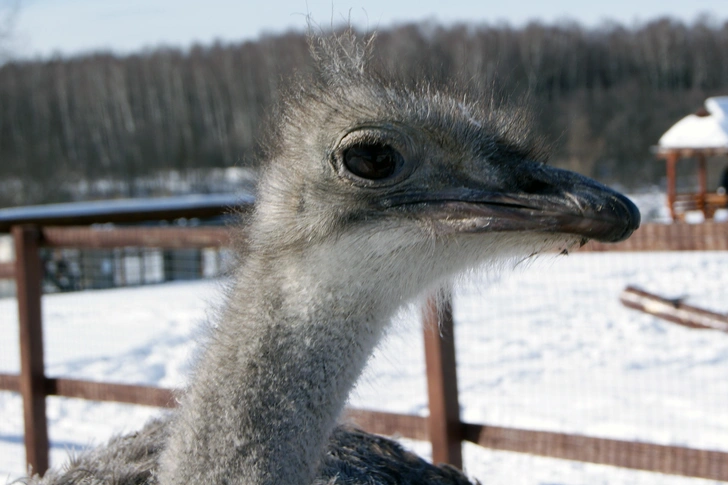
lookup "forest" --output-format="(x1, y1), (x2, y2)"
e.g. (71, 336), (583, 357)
(1, 17), (728, 207)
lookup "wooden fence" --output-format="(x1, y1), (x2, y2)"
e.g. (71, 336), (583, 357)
(1, 211), (727, 481)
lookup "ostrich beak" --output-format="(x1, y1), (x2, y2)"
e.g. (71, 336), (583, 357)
(383, 165), (641, 243)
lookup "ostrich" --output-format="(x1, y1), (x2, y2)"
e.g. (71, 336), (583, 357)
(29, 32), (639, 485)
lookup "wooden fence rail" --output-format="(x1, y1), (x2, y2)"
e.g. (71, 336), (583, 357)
(583, 220), (728, 252)
(1, 220), (727, 480)
(620, 285), (728, 332)
(40, 226), (231, 249)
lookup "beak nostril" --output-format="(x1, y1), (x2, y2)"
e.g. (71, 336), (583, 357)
(520, 178), (553, 195)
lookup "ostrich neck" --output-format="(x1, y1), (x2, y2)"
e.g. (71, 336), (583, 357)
(159, 250), (393, 485)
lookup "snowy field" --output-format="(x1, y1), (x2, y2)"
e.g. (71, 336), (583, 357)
(1, 247), (727, 484)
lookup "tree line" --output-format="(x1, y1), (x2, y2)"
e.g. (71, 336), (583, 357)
(2, 17), (728, 207)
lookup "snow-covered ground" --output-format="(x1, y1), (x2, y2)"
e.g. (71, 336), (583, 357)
(1, 247), (727, 484)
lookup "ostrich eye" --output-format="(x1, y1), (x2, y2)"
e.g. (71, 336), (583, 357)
(343, 144), (402, 180)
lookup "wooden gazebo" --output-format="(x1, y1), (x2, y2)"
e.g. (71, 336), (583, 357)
(656, 97), (728, 221)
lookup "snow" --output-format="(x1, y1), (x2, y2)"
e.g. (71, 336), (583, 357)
(658, 96), (728, 150)
(0, 193), (251, 227)
(1, 248), (727, 484)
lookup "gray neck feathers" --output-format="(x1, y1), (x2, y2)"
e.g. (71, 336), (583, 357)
(158, 234), (407, 485)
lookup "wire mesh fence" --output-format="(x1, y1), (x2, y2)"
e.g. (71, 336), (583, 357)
(39, 246), (234, 292)
(453, 251), (728, 483)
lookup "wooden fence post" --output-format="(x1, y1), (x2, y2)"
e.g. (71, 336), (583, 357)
(13, 225), (49, 476)
(422, 292), (463, 468)
(665, 152), (678, 221)
(697, 153), (707, 217)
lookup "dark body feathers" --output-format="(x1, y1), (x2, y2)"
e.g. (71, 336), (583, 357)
(29, 417), (476, 485)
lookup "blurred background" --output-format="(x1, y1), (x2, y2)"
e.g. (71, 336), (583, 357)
(2, 0), (728, 207)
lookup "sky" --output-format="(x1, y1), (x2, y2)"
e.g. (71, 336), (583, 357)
(4, 0), (728, 59)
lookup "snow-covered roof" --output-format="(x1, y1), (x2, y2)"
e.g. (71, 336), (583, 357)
(0, 193), (253, 232)
(658, 96), (728, 150)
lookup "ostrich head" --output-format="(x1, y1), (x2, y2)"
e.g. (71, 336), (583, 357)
(246, 33), (640, 311)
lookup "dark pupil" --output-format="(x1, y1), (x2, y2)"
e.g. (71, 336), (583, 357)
(343, 144), (400, 180)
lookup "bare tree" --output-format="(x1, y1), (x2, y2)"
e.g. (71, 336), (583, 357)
(0, 0), (20, 62)
(2, 17), (728, 206)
